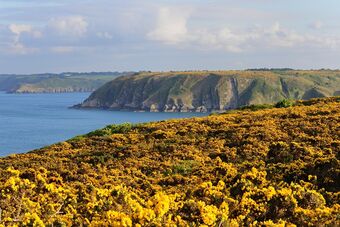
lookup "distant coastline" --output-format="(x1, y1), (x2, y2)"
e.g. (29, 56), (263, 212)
(0, 72), (132, 94)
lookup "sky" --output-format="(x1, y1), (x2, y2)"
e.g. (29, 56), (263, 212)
(0, 0), (340, 73)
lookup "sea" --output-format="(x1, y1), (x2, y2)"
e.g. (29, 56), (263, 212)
(0, 92), (206, 157)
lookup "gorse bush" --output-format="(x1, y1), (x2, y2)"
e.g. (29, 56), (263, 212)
(86, 122), (138, 137)
(0, 97), (339, 226)
(239, 99), (295, 112)
(239, 103), (273, 111)
(172, 160), (199, 176)
(275, 99), (295, 108)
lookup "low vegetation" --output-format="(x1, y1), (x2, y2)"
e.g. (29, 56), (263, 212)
(0, 97), (339, 226)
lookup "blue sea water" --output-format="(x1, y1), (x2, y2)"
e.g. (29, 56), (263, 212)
(0, 92), (206, 157)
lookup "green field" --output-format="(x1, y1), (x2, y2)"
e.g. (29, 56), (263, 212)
(0, 72), (131, 93)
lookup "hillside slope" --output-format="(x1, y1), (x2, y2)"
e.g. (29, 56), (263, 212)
(0, 97), (339, 226)
(0, 72), (130, 93)
(76, 70), (340, 112)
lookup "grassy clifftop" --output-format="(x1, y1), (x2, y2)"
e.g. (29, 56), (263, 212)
(0, 72), (129, 93)
(77, 70), (340, 112)
(0, 97), (339, 226)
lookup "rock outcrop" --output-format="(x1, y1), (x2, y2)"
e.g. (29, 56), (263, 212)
(75, 70), (340, 112)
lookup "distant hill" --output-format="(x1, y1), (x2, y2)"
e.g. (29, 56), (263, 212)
(0, 97), (339, 226)
(75, 70), (340, 112)
(0, 72), (133, 93)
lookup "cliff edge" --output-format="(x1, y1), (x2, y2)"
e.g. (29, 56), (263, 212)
(75, 70), (340, 112)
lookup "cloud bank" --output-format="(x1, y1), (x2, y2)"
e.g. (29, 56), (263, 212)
(0, 0), (340, 73)
(48, 16), (88, 38)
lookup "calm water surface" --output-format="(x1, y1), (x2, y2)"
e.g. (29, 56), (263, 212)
(0, 92), (206, 156)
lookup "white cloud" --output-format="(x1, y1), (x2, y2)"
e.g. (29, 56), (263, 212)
(48, 16), (88, 37)
(9, 23), (42, 39)
(257, 22), (306, 48)
(259, 22), (340, 50)
(148, 18), (340, 53)
(147, 7), (191, 44)
(7, 23), (41, 54)
(9, 24), (32, 35)
(191, 28), (249, 53)
(147, 7), (322, 52)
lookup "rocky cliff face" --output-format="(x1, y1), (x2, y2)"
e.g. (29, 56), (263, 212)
(75, 70), (340, 112)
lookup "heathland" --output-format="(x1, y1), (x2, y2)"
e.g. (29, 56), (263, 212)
(0, 97), (339, 226)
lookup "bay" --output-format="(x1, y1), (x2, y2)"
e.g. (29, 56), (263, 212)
(0, 92), (206, 156)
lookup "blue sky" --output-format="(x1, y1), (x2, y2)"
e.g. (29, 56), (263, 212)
(0, 0), (340, 73)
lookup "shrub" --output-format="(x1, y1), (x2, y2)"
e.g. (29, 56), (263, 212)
(172, 160), (199, 175)
(239, 103), (273, 111)
(87, 123), (136, 137)
(275, 99), (295, 108)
